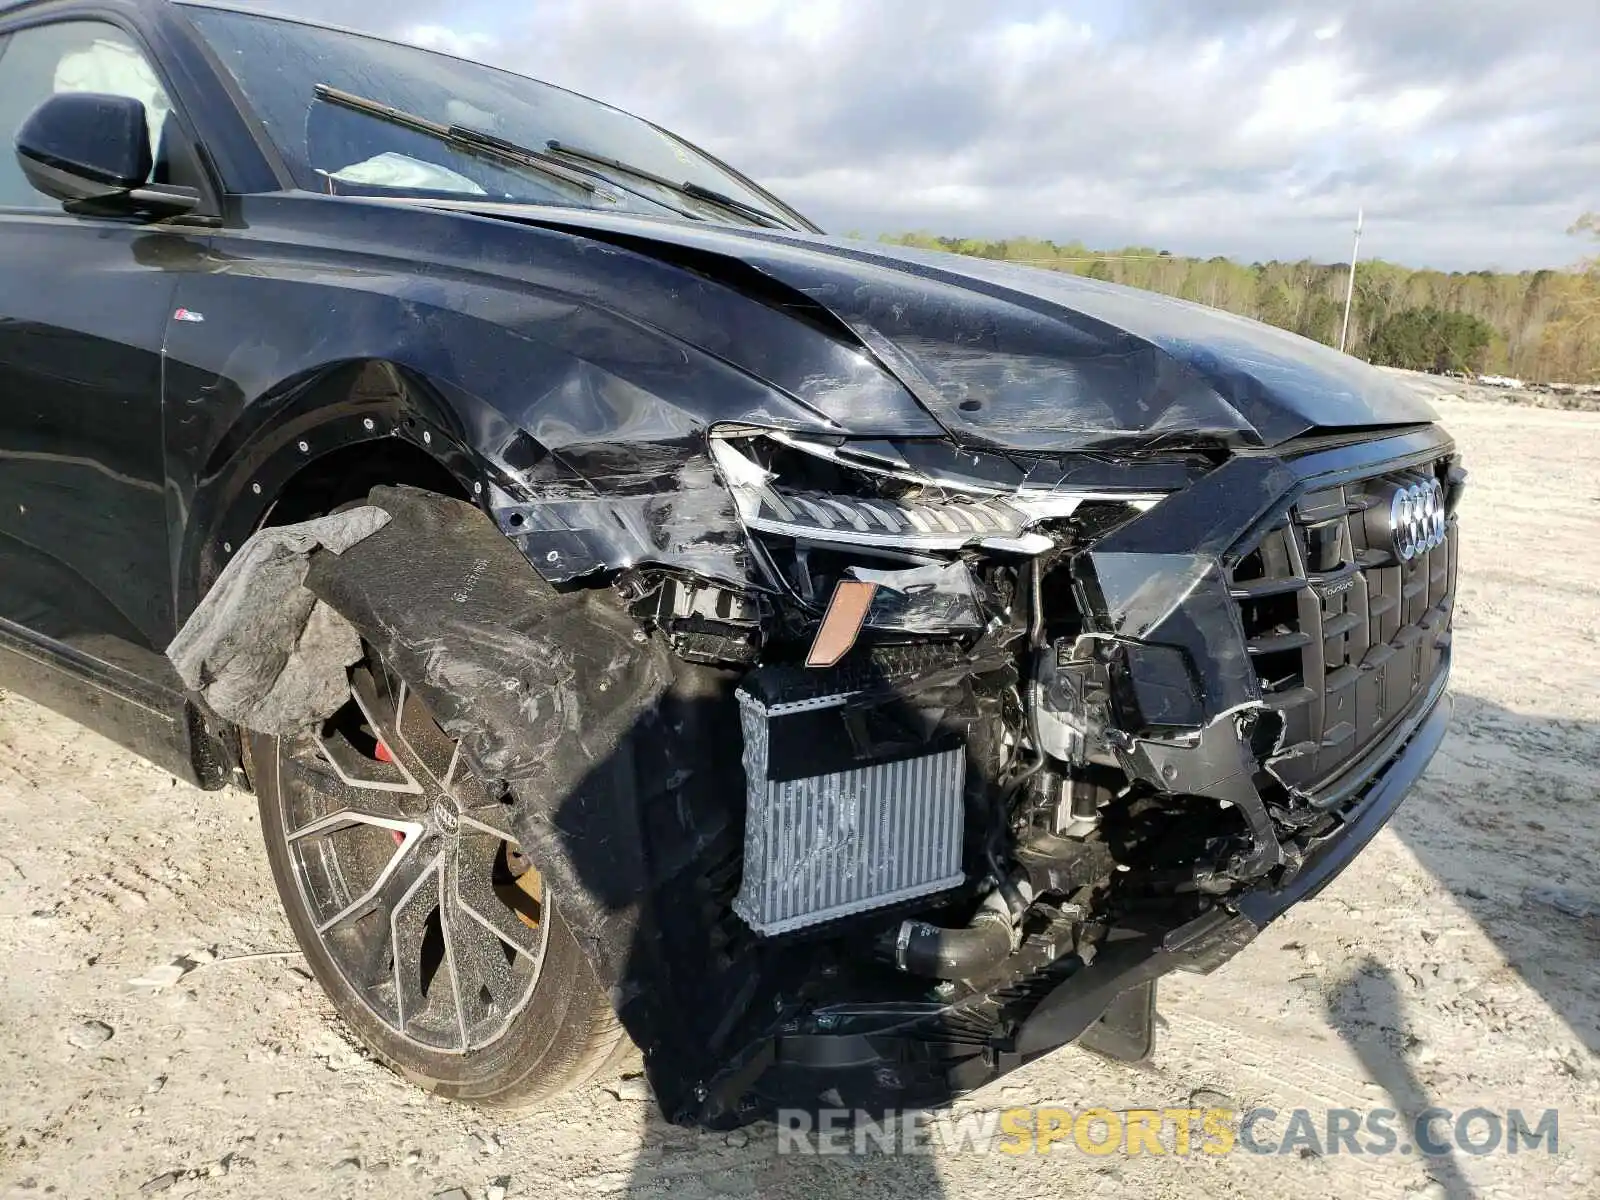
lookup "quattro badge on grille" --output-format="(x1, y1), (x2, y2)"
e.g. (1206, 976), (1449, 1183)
(1385, 478), (1447, 561)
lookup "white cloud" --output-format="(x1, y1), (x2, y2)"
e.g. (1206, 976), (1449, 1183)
(397, 23), (497, 57)
(1374, 86), (1446, 131)
(1241, 59), (1349, 139)
(988, 13), (1095, 67)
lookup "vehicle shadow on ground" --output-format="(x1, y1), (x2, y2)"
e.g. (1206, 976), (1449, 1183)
(539, 670), (952, 1200)
(1387, 692), (1600, 1057)
(1325, 957), (1477, 1200)
(542, 679), (1596, 1197)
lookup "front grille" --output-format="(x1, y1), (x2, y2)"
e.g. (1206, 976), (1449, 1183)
(1227, 456), (1461, 790)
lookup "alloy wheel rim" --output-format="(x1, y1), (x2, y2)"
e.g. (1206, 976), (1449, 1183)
(275, 663), (547, 1053)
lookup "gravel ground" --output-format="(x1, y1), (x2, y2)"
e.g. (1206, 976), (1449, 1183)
(2, 394), (1597, 1200)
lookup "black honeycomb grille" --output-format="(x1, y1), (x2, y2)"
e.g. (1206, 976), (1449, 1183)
(1227, 457), (1462, 791)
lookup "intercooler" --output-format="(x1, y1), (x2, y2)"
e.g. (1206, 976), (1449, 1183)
(733, 676), (967, 936)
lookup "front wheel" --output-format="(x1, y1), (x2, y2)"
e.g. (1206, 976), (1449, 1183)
(250, 655), (628, 1106)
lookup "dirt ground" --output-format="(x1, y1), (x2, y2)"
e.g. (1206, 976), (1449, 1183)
(2, 390), (1597, 1200)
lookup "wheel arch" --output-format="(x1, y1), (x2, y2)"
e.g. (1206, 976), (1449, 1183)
(176, 358), (507, 623)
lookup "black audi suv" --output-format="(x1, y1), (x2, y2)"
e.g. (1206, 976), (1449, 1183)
(0, 0), (1460, 1127)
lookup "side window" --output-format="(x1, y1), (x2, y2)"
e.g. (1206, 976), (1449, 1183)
(0, 21), (172, 209)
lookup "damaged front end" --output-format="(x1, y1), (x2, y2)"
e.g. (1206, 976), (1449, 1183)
(455, 415), (1462, 1126)
(174, 420), (1460, 1126)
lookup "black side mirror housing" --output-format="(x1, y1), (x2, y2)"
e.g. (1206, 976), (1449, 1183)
(16, 92), (199, 218)
(17, 92), (152, 199)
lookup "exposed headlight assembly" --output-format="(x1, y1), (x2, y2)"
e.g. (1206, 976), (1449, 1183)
(705, 431), (1173, 656)
(709, 434), (1164, 556)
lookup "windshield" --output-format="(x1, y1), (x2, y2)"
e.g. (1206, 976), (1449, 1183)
(183, 6), (810, 228)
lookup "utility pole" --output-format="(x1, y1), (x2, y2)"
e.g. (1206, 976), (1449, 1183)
(1339, 207), (1364, 354)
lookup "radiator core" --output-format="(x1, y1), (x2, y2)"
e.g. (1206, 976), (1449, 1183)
(733, 686), (966, 936)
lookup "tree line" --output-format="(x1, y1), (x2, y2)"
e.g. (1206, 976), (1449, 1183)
(880, 218), (1600, 382)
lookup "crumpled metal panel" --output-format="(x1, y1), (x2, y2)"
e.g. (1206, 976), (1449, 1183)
(488, 456), (750, 586)
(733, 688), (965, 936)
(471, 203), (1439, 451)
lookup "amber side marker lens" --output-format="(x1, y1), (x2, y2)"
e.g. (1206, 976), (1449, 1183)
(806, 580), (878, 668)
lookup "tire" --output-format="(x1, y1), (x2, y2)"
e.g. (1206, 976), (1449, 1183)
(249, 653), (630, 1107)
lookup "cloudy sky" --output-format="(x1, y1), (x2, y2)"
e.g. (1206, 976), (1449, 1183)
(245, 0), (1599, 271)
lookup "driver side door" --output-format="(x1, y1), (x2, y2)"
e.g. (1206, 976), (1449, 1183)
(0, 18), (199, 719)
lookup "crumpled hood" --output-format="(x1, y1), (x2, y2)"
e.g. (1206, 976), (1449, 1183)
(406, 201), (1438, 452)
(844, 240), (1438, 447)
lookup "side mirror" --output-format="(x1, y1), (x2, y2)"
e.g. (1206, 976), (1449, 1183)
(16, 92), (199, 218)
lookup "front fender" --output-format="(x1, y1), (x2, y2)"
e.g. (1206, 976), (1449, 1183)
(160, 196), (877, 616)
(166, 355), (484, 620)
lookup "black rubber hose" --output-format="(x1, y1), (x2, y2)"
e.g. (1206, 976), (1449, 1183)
(987, 841), (1030, 921)
(887, 910), (1016, 980)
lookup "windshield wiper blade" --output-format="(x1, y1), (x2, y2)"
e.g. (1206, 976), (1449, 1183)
(679, 181), (789, 229)
(544, 139), (791, 229)
(313, 85), (602, 197)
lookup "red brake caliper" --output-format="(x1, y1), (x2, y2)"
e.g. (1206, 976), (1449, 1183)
(375, 742), (406, 845)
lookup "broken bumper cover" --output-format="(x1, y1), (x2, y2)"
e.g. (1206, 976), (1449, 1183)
(1019, 671), (1451, 1057)
(719, 675), (1451, 1122)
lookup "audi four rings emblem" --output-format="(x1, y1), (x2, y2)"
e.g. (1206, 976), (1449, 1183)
(1389, 478), (1447, 561)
